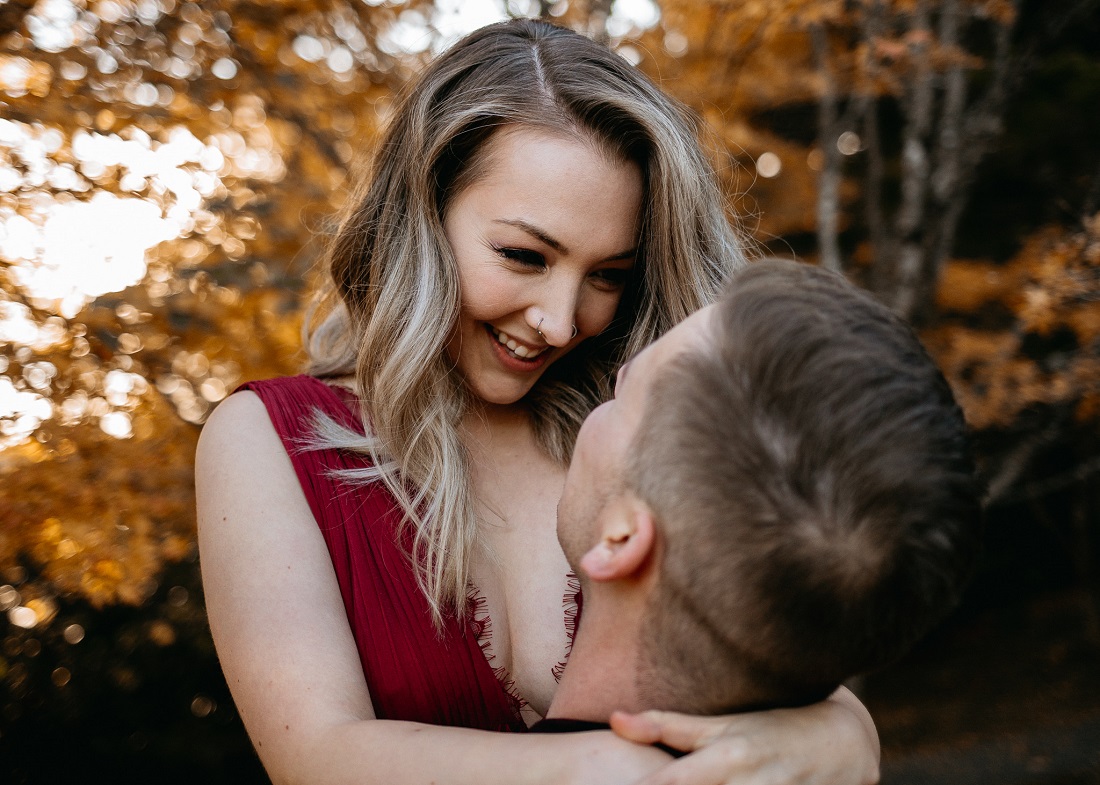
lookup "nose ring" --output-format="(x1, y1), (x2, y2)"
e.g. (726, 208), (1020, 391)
(534, 319), (579, 341)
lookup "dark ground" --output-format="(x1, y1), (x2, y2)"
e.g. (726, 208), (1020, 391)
(865, 589), (1100, 784)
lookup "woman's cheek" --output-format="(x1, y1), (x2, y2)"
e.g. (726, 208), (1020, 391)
(584, 292), (625, 336)
(463, 273), (527, 320)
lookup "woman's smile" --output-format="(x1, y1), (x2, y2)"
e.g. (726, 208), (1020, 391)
(485, 323), (553, 370)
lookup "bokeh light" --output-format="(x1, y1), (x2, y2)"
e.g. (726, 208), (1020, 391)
(756, 151), (782, 178)
(8, 606), (38, 629)
(837, 130), (862, 155)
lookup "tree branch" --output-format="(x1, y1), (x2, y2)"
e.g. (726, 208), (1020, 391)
(0, 0), (36, 35)
(927, 4), (1018, 294)
(586, 0), (615, 44)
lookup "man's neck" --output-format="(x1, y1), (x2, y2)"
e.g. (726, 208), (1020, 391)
(545, 601), (647, 722)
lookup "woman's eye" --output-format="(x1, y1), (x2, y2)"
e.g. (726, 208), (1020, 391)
(590, 268), (631, 288)
(497, 247), (546, 268)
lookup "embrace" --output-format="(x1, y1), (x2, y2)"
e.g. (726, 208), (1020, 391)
(196, 19), (982, 785)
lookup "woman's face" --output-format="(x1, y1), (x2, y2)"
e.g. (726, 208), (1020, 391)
(443, 126), (644, 407)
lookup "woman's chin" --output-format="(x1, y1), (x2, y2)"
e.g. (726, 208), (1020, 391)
(462, 360), (557, 408)
(472, 388), (535, 408)
(465, 375), (545, 408)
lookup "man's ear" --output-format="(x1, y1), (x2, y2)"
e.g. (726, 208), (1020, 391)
(579, 497), (657, 583)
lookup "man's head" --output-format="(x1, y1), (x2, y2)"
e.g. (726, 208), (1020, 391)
(557, 259), (983, 716)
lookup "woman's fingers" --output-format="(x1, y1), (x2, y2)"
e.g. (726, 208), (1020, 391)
(614, 696), (880, 785)
(613, 703), (878, 785)
(627, 741), (771, 785)
(609, 711), (664, 746)
(610, 710), (732, 752)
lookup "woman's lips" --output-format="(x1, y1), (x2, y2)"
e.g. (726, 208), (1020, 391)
(489, 325), (549, 359)
(484, 323), (551, 371)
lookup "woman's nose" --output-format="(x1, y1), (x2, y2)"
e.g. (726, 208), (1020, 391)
(527, 279), (581, 346)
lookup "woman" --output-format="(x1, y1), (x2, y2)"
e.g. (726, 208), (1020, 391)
(196, 19), (880, 785)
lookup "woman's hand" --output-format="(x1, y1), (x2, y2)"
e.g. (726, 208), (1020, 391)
(557, 730), (675, 785)
(609, 689), (880, 785)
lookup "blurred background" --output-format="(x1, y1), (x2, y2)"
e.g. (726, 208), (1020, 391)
(0, 0), (1097, 782)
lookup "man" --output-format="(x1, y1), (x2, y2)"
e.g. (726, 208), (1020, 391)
(542, 259), (983, 731)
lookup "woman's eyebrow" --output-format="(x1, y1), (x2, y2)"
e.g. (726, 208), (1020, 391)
(604, 247), (638, 263)
(494, 219), (566, 254)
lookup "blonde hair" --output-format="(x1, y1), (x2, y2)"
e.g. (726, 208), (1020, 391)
(306, 19), (747, 624)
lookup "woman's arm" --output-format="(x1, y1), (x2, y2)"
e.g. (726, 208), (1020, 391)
(196, 392), (670, 785)
(609, 689), (880, 785)
(830, 686), (881, 765)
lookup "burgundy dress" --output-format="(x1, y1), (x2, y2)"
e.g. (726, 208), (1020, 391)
(240, 375), (527, 732)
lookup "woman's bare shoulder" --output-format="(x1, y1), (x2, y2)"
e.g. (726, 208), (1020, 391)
(199, 388), (273, 437)
(195, 389), (285, 478)
(194, 388), (310, 551)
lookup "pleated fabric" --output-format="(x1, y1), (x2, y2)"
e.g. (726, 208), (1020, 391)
(240, 375), (527, 732)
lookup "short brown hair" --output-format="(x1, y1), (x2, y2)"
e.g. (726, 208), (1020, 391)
(630, 260), (982, 713)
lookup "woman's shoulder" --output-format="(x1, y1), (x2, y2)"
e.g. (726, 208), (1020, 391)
(197, 376), (325, 470)
(198, 374), (369, 482)
(196, 385), (285, 480)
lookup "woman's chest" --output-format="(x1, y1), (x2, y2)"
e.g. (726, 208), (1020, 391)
(461, 410), (579, 721)
(469, 468), (575, 721)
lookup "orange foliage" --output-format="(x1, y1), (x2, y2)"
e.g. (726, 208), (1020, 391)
(0, 392), (198, 608)
(1, 0), (403, 618)
(926, 216), (1100, 430)
(936, 260), (1018, 312)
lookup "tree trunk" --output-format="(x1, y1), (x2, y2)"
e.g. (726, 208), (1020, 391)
(812, 22), (843, 272)
(883, 1), (934, 319)
(860, 1), (887, 273)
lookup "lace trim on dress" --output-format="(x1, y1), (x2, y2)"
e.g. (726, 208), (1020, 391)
(552, 569), (582, 683)
(466, 583), (529, 714)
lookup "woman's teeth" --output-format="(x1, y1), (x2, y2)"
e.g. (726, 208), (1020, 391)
(492, 327), (547, 360)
